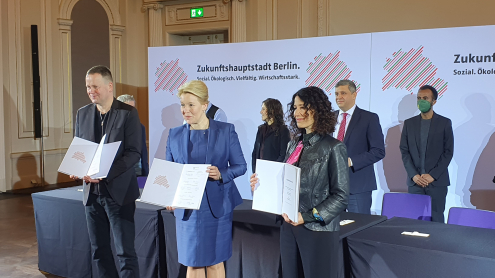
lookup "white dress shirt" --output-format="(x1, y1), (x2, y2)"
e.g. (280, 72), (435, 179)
(333, 104), (356, 139)
(334, 104), (356, 167)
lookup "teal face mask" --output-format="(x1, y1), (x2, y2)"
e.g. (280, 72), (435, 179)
(417, 99), (432, 113)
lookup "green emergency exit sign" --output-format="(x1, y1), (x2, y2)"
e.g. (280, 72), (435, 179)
(190, 8), (204, 18)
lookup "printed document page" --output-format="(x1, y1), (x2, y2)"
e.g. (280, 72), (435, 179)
(173, 164), (211, 209)
(139, 158), (210, 209)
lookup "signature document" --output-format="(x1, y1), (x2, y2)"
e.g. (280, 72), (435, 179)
(139, 158), (210, 210)
(58, 135), (121, 179)
(252, 159), (301, 222)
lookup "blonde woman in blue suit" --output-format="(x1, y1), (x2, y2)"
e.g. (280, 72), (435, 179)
(165, 80), (247, 278)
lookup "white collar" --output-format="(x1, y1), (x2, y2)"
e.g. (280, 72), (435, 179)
(339, 104), (357, 117)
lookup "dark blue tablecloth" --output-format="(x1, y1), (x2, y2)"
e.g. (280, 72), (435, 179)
(161, 200), (387, 278)
(32, 186), (165, 278)
(347, 217), (495, 278)
(33, 188), (387, 278)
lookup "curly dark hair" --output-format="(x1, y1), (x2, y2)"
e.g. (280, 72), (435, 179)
(262, 98), (285, 134)
(286, 86), (337, 138)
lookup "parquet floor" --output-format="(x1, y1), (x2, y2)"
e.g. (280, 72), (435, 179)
(0, 183), (78, 278)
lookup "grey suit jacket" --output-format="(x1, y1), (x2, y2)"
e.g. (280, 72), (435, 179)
(399, 112), (454, 187)
(75, 99), (142, 205)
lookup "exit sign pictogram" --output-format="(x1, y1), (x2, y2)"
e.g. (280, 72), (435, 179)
(190, 8), (204, 18)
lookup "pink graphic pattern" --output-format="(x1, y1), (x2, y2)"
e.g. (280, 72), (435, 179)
(72, 151), (86, 164)
(154, 175), (170, 188)
(154, 59), (188, 94)
(383, 46), (448, 98)
(306, 51), (361, 94)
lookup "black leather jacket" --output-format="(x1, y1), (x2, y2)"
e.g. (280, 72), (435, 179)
(285, 133), (350, 231)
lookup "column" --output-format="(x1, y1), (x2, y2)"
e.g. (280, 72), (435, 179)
(58, 19), (73, 134)
(231, 0), (247, 43)
(110, 24), (125, 85)
(142, 3), (164, 47)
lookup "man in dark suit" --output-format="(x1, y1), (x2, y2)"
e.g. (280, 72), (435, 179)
(334, 80), (385, 214)
(400, 85), (454, 223)
(71, 66), (141, 277)
(116, 94), (149, 176)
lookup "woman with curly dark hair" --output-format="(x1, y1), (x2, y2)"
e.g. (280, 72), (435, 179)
(251, 98), (290, 172)
(250, 86), (350, 278)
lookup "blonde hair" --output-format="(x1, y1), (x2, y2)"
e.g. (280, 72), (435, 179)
(177, 80), (209, 104)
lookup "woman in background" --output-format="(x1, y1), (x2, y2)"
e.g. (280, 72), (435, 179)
(250, 86), (349, 278)
(251, 98), (290, 172)
(166, 80), (247, 278)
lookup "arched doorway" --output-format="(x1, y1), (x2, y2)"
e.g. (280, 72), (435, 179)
(71, 0), (110, 124)
(58, 0), (123, 134)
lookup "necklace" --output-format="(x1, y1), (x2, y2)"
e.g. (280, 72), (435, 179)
(100, 112), (107, 127)
(99, 111), (109, 137)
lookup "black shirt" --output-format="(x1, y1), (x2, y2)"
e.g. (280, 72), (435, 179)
(420, 118), (431, 174)
(90, 107), (112, 196)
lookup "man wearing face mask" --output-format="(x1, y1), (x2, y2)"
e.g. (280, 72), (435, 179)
(400, 85), (454, 223)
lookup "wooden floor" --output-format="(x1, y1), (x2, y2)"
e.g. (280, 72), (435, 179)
(0, 183), (78, 278)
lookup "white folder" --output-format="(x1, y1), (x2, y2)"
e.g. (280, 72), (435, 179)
(252, 159), (301, 222)
(139, 158), (210, 210)
(58, 135), (121, 179)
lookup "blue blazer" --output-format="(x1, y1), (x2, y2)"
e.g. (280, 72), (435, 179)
(337, 107), (385, 194)
(166, 120), (246, 218)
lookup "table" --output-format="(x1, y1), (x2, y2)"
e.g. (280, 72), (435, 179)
(161, 200), (387, 278)
(33, 189), (387, 278)
(32, 186), (165, 278)
(347, 217), (495, 278)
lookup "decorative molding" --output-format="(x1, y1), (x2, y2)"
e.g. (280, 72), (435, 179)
(58, 19), (73, 133)
(110, 25), (125, 84)
(317, 0), (330, 36)
(272, 0), (277, 40)
(0, 0), (6, 192)
(144, 4), (164, 47)
(9, 0), (50, 138)
(59, 0), (121, 25)
(327, 0), (331, 36)
(10, 148), (68, 159)
(58, 18), (73, 27)
(219, 1), (227, 18)
(40, 0), (51, 137)
(231, 0), (246, 42)
(296, 0), (302, 38)
(165, 1), (229, 26)
(141, 3), (163, 12)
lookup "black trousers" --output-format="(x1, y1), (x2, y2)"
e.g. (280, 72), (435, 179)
(280, 221), (339, 278)
(85, 193), (140, 278)
(408, 184), (448, 223)
(347, 191), (372, 214)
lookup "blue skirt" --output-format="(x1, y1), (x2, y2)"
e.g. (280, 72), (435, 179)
(175, 192), (233, 267)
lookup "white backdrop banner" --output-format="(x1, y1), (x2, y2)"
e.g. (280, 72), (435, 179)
(370, 25), (495, 216)
(149, 34), (372, 200)
(149, 25), (495, 216)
